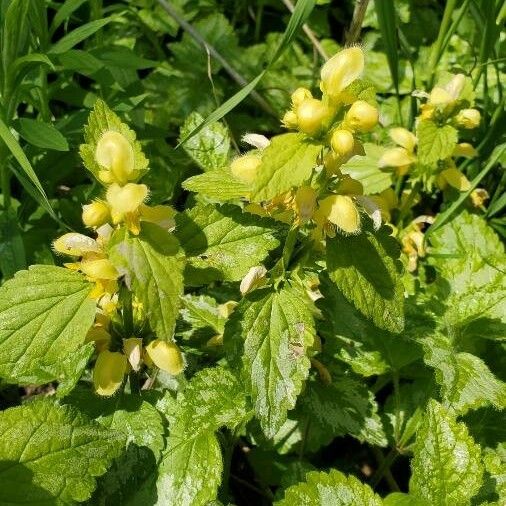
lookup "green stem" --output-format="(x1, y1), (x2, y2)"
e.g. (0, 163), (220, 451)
(371, 448), (399, 489)
(129, 371), (141, 395)
(372, 448), (400, 491)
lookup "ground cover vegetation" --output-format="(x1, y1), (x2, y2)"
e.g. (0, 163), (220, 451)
(0, 0), (505, 504)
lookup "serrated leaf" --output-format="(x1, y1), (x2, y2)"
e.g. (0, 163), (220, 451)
(299, 375), (387, 450)
(416, 120), (458, 165)
(79, 99), (148, 184)
(317, 274), (422, 376)
(0, 265), (96, 385)
(181, 294), (225, 334)
(422, 333), (506, 415)
(109, 223), (184, 341)
(341, 143), (392, 195)
(251, 133), (323, 202)
(0, 399), (124, 504)
(326, 222), (404, 333)
(180, 112), (231, 172)
(175, 203), (282, 284)
(157, 366), (248, 506)
(410, 399), (483, 505)
(226, 285), (315, 437)
(182, 169), (250, 201)
(276, 469), (383, 506)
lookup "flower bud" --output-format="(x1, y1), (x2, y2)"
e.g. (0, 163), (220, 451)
(318, 195), (361, 234)
(96, 131), (135, 185)
(93, 350), (127, 396)
(330, 130), (355, 156)
(296, 98), (329, 136)
(230, 154), (262, 184)
(53, 233), (101, 257)
(218, 301), (238, 318)
(242, 133), (270, 150)
(295, 186), (317, 223)
(86, 326), (111, 352)
(344, 101), (378, 132)
(320, 47), (364, 99)
(80, 258), (119, 280)
(291, 87), (312, 107)
(82, 201), (110, 228)
(106, 183), (148, 224)
(282, 110), (298, 129)
(240, 265), (267, 295)
(123, 337), (143, 372)
(389, 128), (417, 152)
(429, 74), (465, 105)
(453, 143), (477, 158)
(379, 147), (415, 169)
(336, 176), (363, 196)
(439, 167), (471, 191)
(470, 188), (489, 208)
(455, 108), (480, 129)
(145, 339), (184, 375)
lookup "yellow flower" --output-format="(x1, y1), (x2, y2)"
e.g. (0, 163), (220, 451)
(296, 98), (330, 136)
(85, 325), (111, 352)
(343, 100), (378, 133)
(106, 182), (148, 235)
(53, 233), (101, 257)
(437, 167), (471, 191)
(230, 154), (262, 184)
(320, 47), (364, 101)
(145, 339), (185, 375)
(453, 143), (478, 158)
(282, 110), (298, 130)
(93, 350), (127, 396)
(82, 201), (110, 228)
(95, 131), (136, 185)
(218, 301), (238, 318)
(330, 129), (355, 157)
(315, 194), (361, 235)
(291, 87), (312, 107)
(455, 108), (481, 129)
(294, 186), (317, 223)
(470, 188), (489, 208)
(428, 74), (465, 106)
(379, 128), (417, 175)
(80, 258), (119, 281)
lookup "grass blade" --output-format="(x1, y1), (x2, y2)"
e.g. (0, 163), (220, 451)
(375, 0), (399, 96)
(0, 118), (54, 217)
(175, 0), (316, 147)
(48, 17), (113, 54)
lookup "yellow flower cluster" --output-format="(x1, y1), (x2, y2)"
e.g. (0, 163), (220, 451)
(83, 129), (175, 235)
(379, 74), (481, 192)
(53, 127), (185, 396)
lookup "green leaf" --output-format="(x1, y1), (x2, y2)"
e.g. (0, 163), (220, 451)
(180, 112), (231, 171)
(410, 399), (484, 505)
(0, 208), (26, 278)
(17, 118), (69, 151)
(181, 294), (225, 335)
(109, 223), (184, 341)
(276, 469), (383, 506)
(0, 118), (54, 217)
(0, 399), (124, 504)
(340, 143), (392, 195)
(175, 203), (282, 284)
(226, 285), (315, 437)
(1, 0), (30, 80)
(0, 265), (96, 385)
(384, 493), (429, 505)
(326, 222), (404, 333)
(299, 374), (387, 450)
(251, 133), (323, 202)
(157, 366), (248, 505)
(79, 99), (149, 184)
(48, 17), (113, 54)
(422, 333), (506, 415)
(182, 169), (250, 201)
(317, 274), (422, 376)
(416, 120), (458, 165)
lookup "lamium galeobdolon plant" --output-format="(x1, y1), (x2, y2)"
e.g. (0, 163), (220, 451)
(0, 44), (503, 506)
